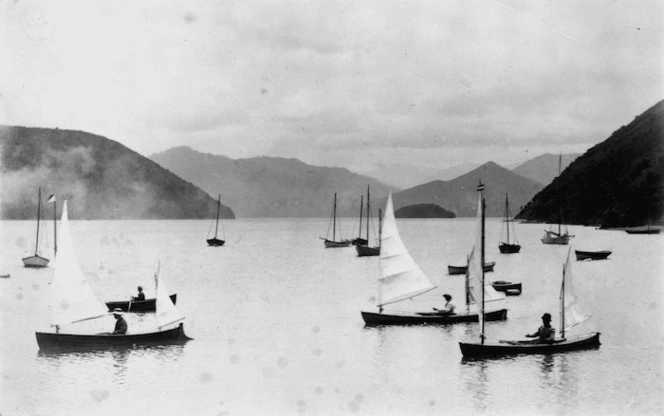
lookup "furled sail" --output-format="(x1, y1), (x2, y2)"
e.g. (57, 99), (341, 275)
(155, 269), (185, 330)
(560, 248), (590, 333)
(377, 193), (436, 307)
(49, 201), (108, 327)
(467, 190), (485, 328)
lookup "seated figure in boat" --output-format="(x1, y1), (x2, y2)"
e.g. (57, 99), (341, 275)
(132, 286), (145, 302)
(525, 313), (555, 343)
(433, 294), (456, 315)
(112, 308), (128, 334)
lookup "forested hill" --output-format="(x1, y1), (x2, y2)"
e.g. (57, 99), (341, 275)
(0, 126), (234, 220)
(516, 99), (664, 227)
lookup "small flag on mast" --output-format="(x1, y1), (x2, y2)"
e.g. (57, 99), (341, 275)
(47, 194), (56, 203)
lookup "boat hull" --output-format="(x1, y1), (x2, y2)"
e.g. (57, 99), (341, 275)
(324, 239), (350, 248)
(356, 245), (380, 257)
(625, 228), (660, 234)
(498, 243), (521, 254)
(35, 323), (190, 351)
(541, 231), (573, 245)
(448, 262), (495, 275)
(351, 238), (368, 246)
(459, 332), (601, 358)
(575, 250), (611, 261)
(491, 281), (522, 295)
(361, 308), (507, 326)
(22, 254), (50, 268)
(105, 294), (177, 312)
(207, 238), (225, 246)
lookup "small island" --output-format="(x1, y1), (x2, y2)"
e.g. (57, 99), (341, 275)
(395, 203), (455, 218)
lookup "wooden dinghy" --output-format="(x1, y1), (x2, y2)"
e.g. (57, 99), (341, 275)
(575, 250), (611, 261)
(105, 294), (177, 312)
(448, 261), (495, 275)
(491, 280), (522, 295)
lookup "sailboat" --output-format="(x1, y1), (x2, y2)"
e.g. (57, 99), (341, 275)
(542, 155), (574, 245)
(35, 201), (190, 350)
(22, 187), (53, 268)
(498, 194), (521, 253)
(360, 190), (507, 326)
(351, 195), (368, 246)
(459, 247), (600, 358)
(321, 193), (350, 248)
(207, 194), (226, 246)
(356, 186), (381, 257)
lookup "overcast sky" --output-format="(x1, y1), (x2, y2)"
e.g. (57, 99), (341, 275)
(2, 0), (662, 174)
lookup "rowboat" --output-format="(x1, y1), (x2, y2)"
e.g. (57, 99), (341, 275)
(361, 308), (507, 326)
(105, 294), (178, 312)
(575, 250), (611, 261)
(448, 262), (495, 275)
(491, 280), (522, 295)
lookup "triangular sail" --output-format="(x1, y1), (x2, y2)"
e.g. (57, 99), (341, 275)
(377, 193), (436, 306)
(560, 248), (590, 334)
(49, 201), (108, 327)
(155, 268), (185, 329)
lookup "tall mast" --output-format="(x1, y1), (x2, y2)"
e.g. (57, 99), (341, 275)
(366, 185), (371, 243)
(479, 181), (486, 344)
(333, 193), (337, 241)
(560, 260), (566, 339)
(465, 254), (470, 314)
(557, 154), (562, 235)
(358, 195), (363, 240)
(505, 194), (510, 244)
(378, 208), (382, 248)
(214, 194), (221, 238)
(53, 197), (57, 256)
(34, 187), (41, 255)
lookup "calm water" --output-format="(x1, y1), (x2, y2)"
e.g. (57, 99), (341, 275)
(0, 218), (663, 415)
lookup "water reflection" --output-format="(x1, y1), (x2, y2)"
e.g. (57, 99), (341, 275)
(462, 358), (490, 414)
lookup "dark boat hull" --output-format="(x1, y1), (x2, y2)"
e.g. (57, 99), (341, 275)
(625, 228), (660, 234)
(498, 243), (521, 254)
(356, 245), (380, 257)
(105, 294), (177, 312)
(491, 281), (522, 295)
(459, 332), (601, 358)
(324, 239), (350, 248)
(22, 254), (50, 268)
(448, 262), (495, 275)
(361, 308), (507, 326)
(575, 250), (612, 261)
(35, 323), (190, 351)
(207, 238), (225, 246)
(351, 238), (368, 246)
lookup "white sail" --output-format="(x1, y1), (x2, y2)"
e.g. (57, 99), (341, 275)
(155, 269), (185, 330)
(49, 201), (108, 327)
(560, 248), (590, 333)
(377, 193), (436, 306)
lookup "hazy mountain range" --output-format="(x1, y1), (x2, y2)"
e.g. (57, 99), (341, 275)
(388, 162), (544, 217)
(517, 99), (664, 227)
(512, 153), (580, 185)
(0, 126), (234, 220)
(150, 147), (392, 218)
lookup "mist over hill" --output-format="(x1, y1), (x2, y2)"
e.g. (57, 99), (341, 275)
(512, 153), (581, 185)
(516, 99), (664, 227)
(0, 126), (234, 220)
(150, 147), (392, 218)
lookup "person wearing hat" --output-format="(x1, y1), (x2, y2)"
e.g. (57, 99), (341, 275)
(132, 286), (145, 302)
(433, 293), (456, 315)
(111, 308), (128, 335)
(525, 313), (555, 342)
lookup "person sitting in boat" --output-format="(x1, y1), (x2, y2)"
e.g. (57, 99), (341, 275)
(525, 313), (555, 342)
(112, 308), (128, 335)
(132, 286), (145, 302)
(433, 294), (456, 315)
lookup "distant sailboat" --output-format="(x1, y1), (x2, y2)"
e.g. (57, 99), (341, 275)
(459, 247), (600, 357)
(356, 186), (381, 257)
(360, 189), (507, 326)
(542, 154), (574, 245)
(22, 187), (52, 268)
(321, 193), (350, 248)
(499, 194), (521, 253)
(207, 194), (225, 247)
(351, 195), (368, 246)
